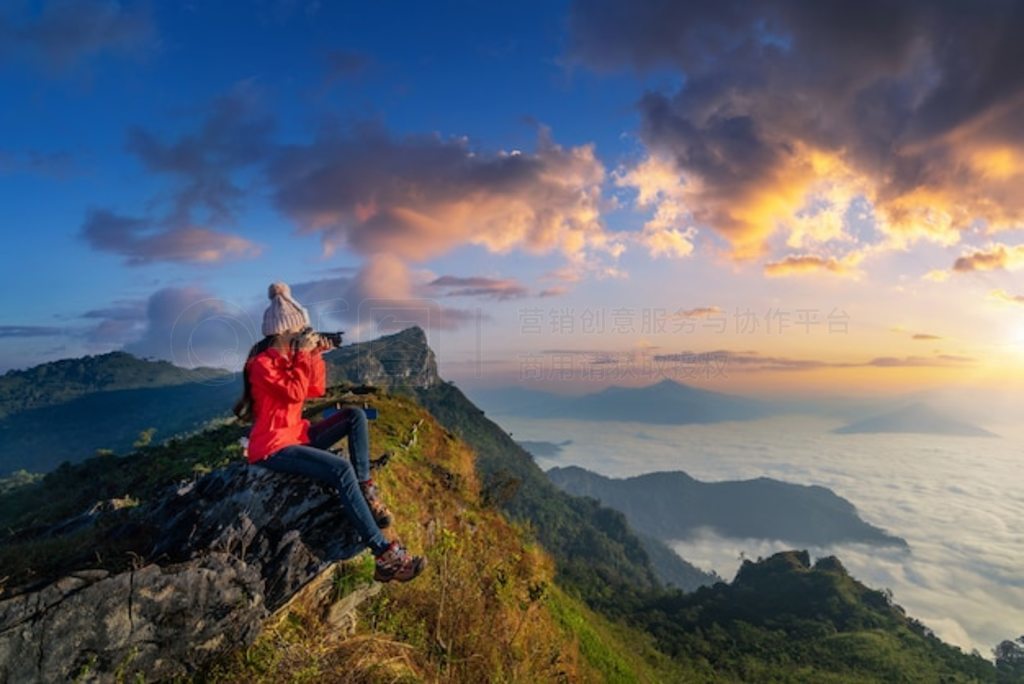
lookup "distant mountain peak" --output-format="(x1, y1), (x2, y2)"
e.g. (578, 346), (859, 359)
(833, 402), (997, 437)
(481, 377), (772, 425)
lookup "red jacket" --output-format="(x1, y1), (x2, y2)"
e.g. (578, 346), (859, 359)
(245, 346), (326, 463)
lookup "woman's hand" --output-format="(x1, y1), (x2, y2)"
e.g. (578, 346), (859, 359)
(290, 329), (336, 354)
(291, 329), (319, 353)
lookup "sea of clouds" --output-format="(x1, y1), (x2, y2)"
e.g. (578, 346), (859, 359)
(495, 413), (1024, 656)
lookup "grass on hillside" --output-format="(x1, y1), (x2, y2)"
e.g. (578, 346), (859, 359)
(0, 388), (686, 683)
(202, 392), (686, 683)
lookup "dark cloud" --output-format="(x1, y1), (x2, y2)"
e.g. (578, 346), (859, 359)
(79, 208), (261, 266)
(0, 325), (64, 338)
(570, 0), (1024, 256)
(324, 49), (370, 82)
(912, 333), (942, 341)
(79, 84), (270, 266)
(427, 275), (530, 301)
(125, 83), (274, 226)
(0, 0), (155, 73)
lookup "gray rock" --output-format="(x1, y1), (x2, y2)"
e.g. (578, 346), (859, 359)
(0, 554), (264, 682)
(324, 326), (440, 392)
(0, 462), (368, 682)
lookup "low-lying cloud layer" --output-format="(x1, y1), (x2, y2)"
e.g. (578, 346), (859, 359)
(498, 413), (1024, 655)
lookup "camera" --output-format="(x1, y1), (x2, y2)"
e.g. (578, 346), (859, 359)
(318, 331), (345, 347)
(290, 328), (345, 352)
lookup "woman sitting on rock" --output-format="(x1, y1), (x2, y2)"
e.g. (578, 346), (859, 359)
(233, 282), (425, 583)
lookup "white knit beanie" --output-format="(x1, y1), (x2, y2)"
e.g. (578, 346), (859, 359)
(262, 282), (311, 336)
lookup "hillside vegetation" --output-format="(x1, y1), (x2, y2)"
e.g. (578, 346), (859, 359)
(0, 388), (686, 682)
(413, 381), (716, 599)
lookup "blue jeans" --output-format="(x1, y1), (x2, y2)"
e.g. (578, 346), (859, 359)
(307, 407), (371, 481)
(256, 407), (387, 554)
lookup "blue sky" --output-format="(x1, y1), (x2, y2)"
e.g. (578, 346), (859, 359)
(2, 0), (1023, 396)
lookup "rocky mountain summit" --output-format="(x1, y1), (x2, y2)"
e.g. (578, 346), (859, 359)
(324, 326), (441, 391)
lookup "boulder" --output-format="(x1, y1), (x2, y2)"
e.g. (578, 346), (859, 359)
(0, 462), (367, 682)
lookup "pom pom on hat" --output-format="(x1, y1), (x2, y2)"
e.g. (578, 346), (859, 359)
(268, 282), (290, 299)
(262, 281), (311, 336)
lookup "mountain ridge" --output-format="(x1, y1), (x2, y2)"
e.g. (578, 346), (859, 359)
(548, 465), (907, 548)
(0, 350), (230, 419)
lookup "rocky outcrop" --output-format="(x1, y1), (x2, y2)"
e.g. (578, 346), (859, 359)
(0, 555), (264, 683)
(324, 326), (440, 391)
(0, 463), (366, 682)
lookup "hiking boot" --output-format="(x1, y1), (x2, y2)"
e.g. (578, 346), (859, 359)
(374, 541), (426, 583)
(360, 479), (393, 529)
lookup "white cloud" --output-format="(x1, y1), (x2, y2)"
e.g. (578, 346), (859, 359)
(615, 155), (697, 258)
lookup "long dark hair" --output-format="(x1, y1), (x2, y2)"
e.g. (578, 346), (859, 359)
(233, 335), (279, 423)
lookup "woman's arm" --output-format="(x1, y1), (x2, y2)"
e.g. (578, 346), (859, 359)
(250, 351), (314, 403)
(306, 350), (326, 398)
